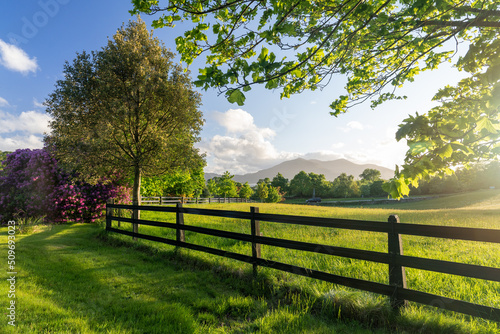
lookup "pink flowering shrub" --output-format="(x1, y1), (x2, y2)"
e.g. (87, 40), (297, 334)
(0, 148), (130, 223)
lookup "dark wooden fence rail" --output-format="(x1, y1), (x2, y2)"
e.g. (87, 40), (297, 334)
(105, 201), (500, 322)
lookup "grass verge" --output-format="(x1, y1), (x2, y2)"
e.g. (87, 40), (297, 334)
(1, 222), (393, 333)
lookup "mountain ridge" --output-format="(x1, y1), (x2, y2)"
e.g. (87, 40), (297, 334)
(205, 158), (394, 184)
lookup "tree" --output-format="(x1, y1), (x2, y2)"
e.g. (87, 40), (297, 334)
(206, 178), (219, 197)
(217, 171), (238, 198)
(359, 169), (382, 183)
(289, 171), (310, 197)
(256, 182), (269, 202)
(132, 1), (500, 197)
(266, 186), (284, 203)
(131, 0), (500, 112)
(239, 182), (254, 199)
(332, 173), (358, 198)
(271, 172), (289, 194)
(391, 63), (500, 197)
(307, 172), (330, 197)
(45, 19), (204, 217)
(141, 166), (205, 197)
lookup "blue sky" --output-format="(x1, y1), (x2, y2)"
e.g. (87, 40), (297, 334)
(0, 0), (468, 175)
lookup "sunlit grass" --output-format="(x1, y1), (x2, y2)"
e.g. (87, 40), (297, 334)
(0, 223), (385, 333)
(2, 189), (498, 333)
(106, 189), (500, 332)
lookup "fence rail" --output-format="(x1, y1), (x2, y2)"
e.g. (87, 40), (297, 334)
(140, 196), (255, 205)
(105, 202), (500, 322)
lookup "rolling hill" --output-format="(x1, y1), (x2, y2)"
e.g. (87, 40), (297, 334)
(205, 158), (394, 184)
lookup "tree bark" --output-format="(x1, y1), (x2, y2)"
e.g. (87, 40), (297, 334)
(132, 164), (141, 238)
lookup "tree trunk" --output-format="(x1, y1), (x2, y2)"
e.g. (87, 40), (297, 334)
(132, 165), (141, 238)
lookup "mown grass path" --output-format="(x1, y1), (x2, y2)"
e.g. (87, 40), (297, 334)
(1, 223), (383, 334)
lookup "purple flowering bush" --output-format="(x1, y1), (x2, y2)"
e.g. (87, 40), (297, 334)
(0, 148), (130, 223)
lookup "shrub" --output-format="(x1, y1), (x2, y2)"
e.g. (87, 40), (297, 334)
(0, 148), (130, 224)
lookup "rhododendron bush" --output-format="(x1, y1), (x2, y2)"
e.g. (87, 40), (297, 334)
(0, 148), (130, 223)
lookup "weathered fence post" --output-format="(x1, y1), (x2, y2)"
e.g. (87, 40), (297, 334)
(106, 199), (114, 230)
(388, 214), (408, 310)
(251, 206), (261, 276)
(117, 206), (121, 228)
(176, 202), (185, 247)
(159, 197), (163, 205)
(132, 199), (139, 241)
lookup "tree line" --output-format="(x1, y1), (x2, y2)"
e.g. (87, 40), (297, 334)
(140, 163), (500, 202)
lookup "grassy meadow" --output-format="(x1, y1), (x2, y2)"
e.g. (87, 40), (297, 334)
(1, 189), (499, 333)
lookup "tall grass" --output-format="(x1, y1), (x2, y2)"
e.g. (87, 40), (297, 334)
(108, 189), (500, 332)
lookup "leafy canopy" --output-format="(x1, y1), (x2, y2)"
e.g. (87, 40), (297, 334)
(131, 0), (499, 113)
(131, 1), (500, 197)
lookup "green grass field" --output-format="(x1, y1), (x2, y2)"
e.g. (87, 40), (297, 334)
(1, 189), (499, 333)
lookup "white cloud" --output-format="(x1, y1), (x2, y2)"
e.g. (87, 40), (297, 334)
(212, 108), (275, 138)
(0, 110), (51, 134)
(0, 134), (44, 151)
(347, 121), (364, 130)
(331, 142), (345, 149)
(0, 110), (51, 151)
(0, 97), (9, 107)
(301, 151), (344, 161)
(338, 121), (370, 133)
(0, 39), (38, 74)
(201, 110), (406, 174)
(201, 109), (295, 174)
(33, 98), (45, 109)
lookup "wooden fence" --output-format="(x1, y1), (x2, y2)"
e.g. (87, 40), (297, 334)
(105, 202), (500, 322)
(141, 196), (254, 205)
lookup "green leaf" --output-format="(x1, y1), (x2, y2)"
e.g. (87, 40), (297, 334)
(382, 176), (410, 199)
(409, 141), (432, 155)
(476, 117), (497, 134)
(437, 144), (453, 158)
(227, 89), (246, 106)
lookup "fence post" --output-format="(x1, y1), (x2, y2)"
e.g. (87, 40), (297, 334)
(176, 203), (185, 247)
(160, 197), (163, 205)
(117, 206), (121, 227)
(251, 207), (261, 276)
(388, 214), (408, 310)
(132, 200), (139, 241)
(106, 199), (114, 230)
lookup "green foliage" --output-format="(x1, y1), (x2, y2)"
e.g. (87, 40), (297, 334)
(0, 151), (11, 171)
(388, 35), (500, 197)
(359, 168), (381, 183)
(141, 167), (205, 197)
(265, 186), (285, 203)
(207, 171), (238, 198)
(45, 18), (205, 206)
(217, 171), (238, 198)
(332, 173), (360, 198)
(271, 172), (289, 194)
(410, 161), (500, 195)
(238, 182), (254, 199)
(130, 0), (500, 115)
(256, 182), (269, 202)
(289, 171), (310, 197)
(131, 1), (500, 198)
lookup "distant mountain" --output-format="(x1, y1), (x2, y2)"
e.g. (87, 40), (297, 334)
(205, 158), (394, 184)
